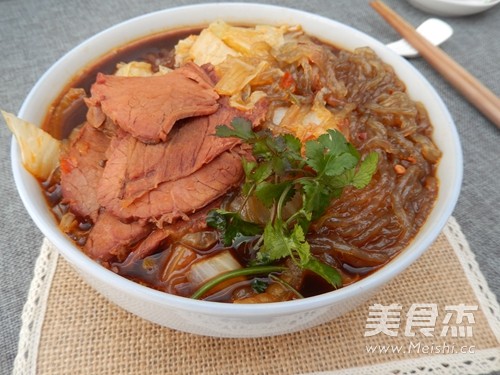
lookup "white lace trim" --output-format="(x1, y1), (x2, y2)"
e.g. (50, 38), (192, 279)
(444, 216), (500, 342)
(307, 347), (500, 375)
(12, 218), (500, 375)
(13, 238), (58, 375)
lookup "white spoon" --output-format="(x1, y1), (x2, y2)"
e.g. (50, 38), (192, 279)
(386, 18), (453, 58)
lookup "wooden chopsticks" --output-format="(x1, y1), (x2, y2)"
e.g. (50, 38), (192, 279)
(371, 0), (500, 129)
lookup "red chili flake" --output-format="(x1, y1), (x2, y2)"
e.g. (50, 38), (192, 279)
(280, 71), (294, 90)
(357, 132), (367, 141)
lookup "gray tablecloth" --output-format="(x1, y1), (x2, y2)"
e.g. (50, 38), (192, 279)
(0, 1), (498, 373)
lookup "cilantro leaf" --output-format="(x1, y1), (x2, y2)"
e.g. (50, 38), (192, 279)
(241, 159), (257, 195)
(305, 129), (359, 177)
(261, 222), (311, 264)
(317, 129), (350, 156)
(206, 209), (262, 246)
(277, 134), (304, 173)
(205, 209), (227, 231)
(206, 121), (380, 295)
(261, 220), (292, 261)
(329, 169), (355, 189)
(304, 139), (325, 173)
(274, 133), (302, 158)
(347, 142), (361, 160)
(251, 161), (273, 184)
(323, 152), (359, 177)
(352, 151), (379, 189)
(261, 223), (342, 288)
(241, 158), (257, 176)
(252, 134), (272, 159)
(289, 224), (311, 265)
(327, 152), (378, 189)
(282, 134), (302, 155)
(299, 179), (332, 221)
(215, 117), (255, 140)
(251, 278), (268, 293)
(242, 160), (274, 196)
(255, 181), (294, 208)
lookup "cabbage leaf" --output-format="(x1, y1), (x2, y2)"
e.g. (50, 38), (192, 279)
(274, 90), (354, 142)
(174, 21), (298, 111)
(2, 110), (60, 180)
(208, 21), (287, 57)
(115, 61), (171, 77)
(175, 21), (289, 67)
(215, 58), (269, 96)
(175, 29), (240, 67)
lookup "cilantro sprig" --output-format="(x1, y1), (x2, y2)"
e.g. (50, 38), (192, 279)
(202, 118), (379, 295)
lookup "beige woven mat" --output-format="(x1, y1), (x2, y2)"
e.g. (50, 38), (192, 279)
(13, 217), (500, 375)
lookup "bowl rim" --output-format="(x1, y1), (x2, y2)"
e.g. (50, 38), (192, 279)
(12, 2), (463, 316)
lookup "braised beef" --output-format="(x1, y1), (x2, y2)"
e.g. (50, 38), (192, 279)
(58, 60), (268, 263)
(122, 201), (217, 264)
(84, 211), (152, 262)
(105, 150), (244, 225)
(59, 122), (110, 221)
(86, 62), (219, 143)
(97, 98), (266, 210)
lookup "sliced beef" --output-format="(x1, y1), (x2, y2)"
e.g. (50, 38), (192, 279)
(105, 150), (244, 225)
(97, 98), (267, 210)
(63, 62), (270, 263)
(86, 105), (106, 129)
(60, 122), (110, 221)
(84, 211), (152, 262)
(121, 201), (217, 265)
(123, 228), (172, 265)
(86, 62), (219, 143)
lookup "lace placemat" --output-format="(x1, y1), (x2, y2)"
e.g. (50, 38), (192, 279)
(13, 217), (500, 374)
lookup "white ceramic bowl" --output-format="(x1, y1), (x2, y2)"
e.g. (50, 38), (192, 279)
(408, 0), (500, 17)
(12, 3), (462, 338)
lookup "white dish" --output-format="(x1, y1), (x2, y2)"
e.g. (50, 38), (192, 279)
(12, 3), (462, 338)
(408, 0), (500, 17)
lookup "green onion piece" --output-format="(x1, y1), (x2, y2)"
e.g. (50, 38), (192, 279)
(190, 265), (286, 300)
